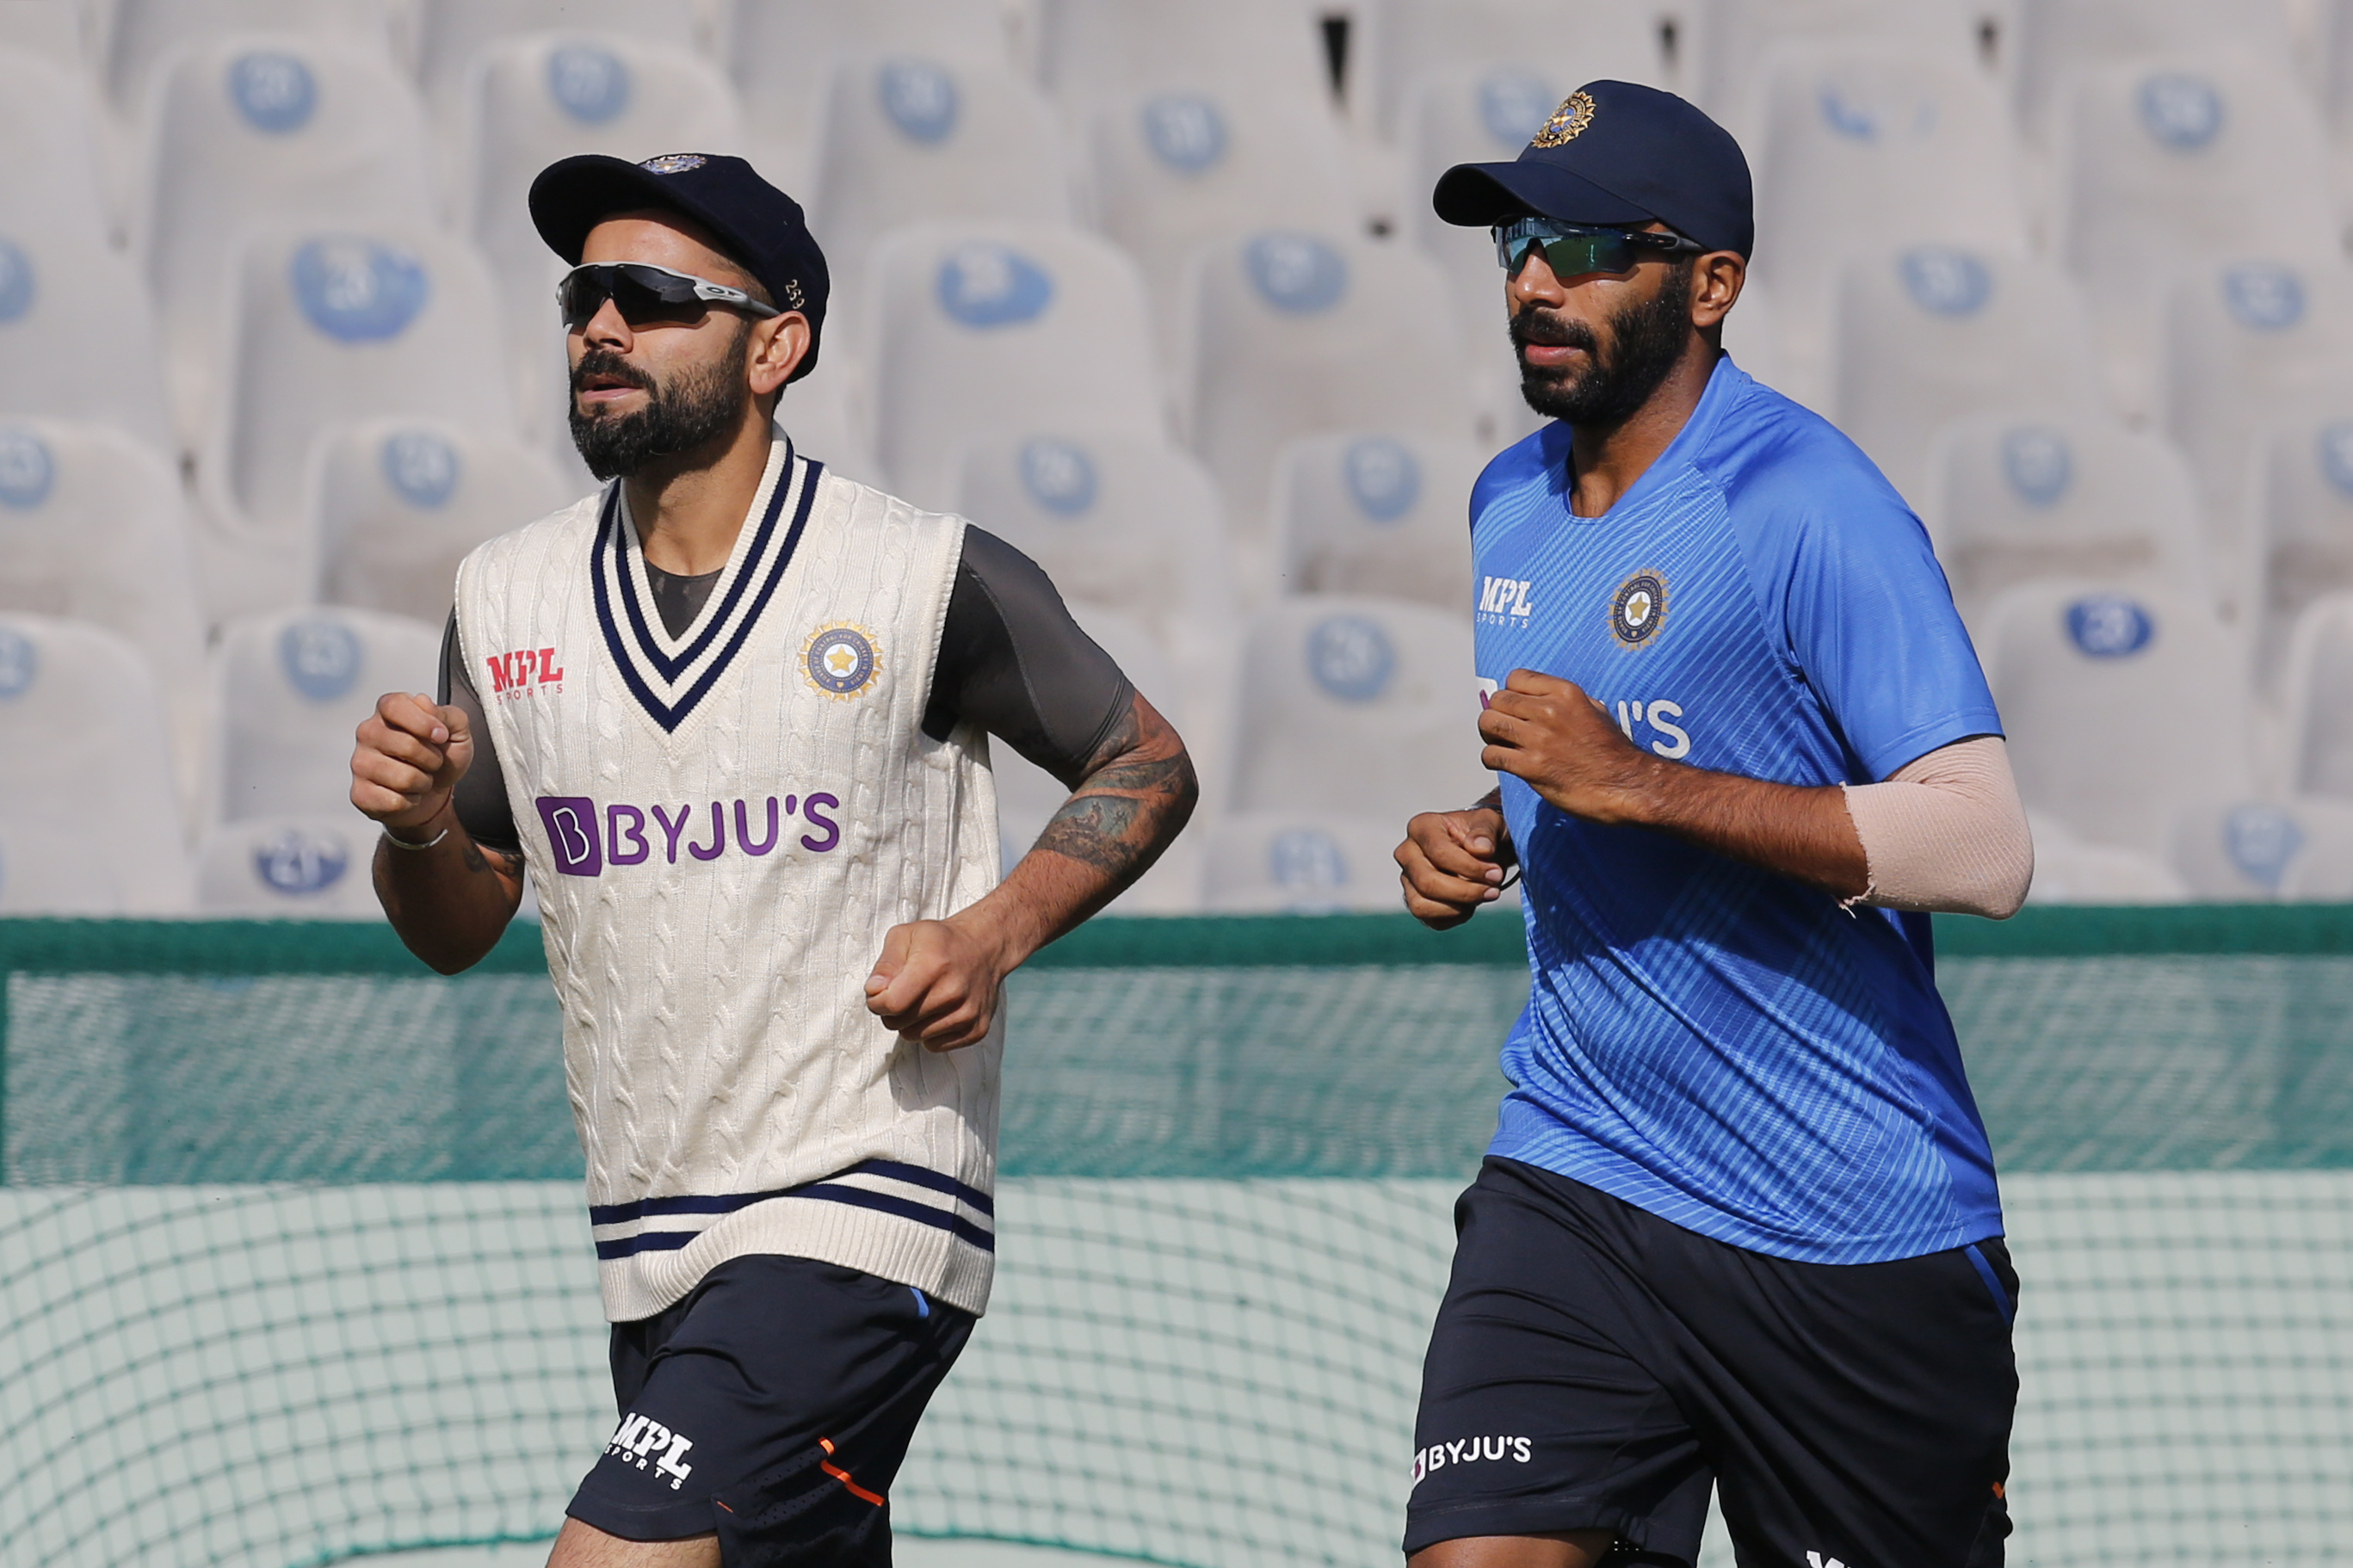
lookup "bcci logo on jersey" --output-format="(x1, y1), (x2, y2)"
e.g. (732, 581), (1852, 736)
(804, 623), (882, 699)
(1610, 571), (1668, 646)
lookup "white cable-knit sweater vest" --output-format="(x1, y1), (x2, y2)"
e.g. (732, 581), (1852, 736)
(455, 437), (1003, 1322)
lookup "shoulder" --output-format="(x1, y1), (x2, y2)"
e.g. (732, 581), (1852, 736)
(460, 488), (605, 581)
(1689, 367), (1918, 543)
(1470, 422), (1573, 528)
(812, 466), (970, 551)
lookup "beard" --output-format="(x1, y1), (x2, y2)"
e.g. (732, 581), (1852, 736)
(1511, 259), (1695, 428)
(567, 322), (750, 480)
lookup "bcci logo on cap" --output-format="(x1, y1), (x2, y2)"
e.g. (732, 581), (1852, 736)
(804, 623), (881, 699)
(1530, 90), (1596, 148)
(1610, 571), (1668, 646)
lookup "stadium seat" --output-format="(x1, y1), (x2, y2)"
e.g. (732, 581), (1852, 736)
(2249, 413), (2353, 677)
(1981, 580), (2254, 853)
(2158, 258), (2353, 544)
(1199, 811), (1416, 914)
(1691, 0), (1984, 137)
(1179, 230), (1475, 541)
(0, 197), (175, 451)
(719, 0), (1013, 191)
(103, 0), (398, 118)
(1747, 45), (2029, 383)
(210, 606), (441, 824)
(1920, 411), (2209, 629)
(0, 420), (211, 790)
(195, 223), (516, 624)
(2283, 593), (2353, 801)
(0, 613), (194, 913)
(1087, 84), (1357, 304)
(2023, 812), (2189, 904)
(195, 812), (386, 917)
(2053, 55), (2338, 412)
(460, 34), (744, 443)
(862, 222), (1165, 511)
(1828, 248), (2103, 504)
(0, 46), (116, 249)
(1225, 596), (1487, 822)
(1356, 0), (1671, 136)
(139, 34), (438, 446)
(312, 418), (570, 626)
(2167, 795), (2353, 903)
(810, 56), (1075, 290)
(2010, 0), (2296, 137)
(0, 0), (83, 71)
(1270, 431), (1482, 610)
(412, 0), (704, 117)
(1033, 0), (1333, 125)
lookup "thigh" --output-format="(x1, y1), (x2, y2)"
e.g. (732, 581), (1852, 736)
(1404, 1162), (1714, 1566)
(568, 1256), (973, 1568)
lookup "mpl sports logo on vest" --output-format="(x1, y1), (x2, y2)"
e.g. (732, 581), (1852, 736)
(485, 645), (564, 700)
(534, 793), (843, 876)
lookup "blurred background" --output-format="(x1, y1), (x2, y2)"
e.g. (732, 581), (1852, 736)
(7, 0), (2353, 917)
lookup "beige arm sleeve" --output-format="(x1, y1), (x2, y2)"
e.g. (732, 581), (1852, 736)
(1838, 736), (2034, 919)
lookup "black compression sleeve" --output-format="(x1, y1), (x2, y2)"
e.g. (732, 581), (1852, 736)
(439, 612), (522, 854)
(922, 528), (1135, 787)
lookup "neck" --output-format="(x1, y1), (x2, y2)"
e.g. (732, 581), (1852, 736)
(621, 410), (777, 576)
(1566, 341), (1720, 518)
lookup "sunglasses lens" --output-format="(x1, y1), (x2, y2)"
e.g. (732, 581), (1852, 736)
(560, 266), (704, 328)
(1497, 230), (1640, 278)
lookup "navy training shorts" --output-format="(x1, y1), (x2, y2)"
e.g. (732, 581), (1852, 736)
(1405, 1157), (2016, 1567)
(566, 1254), (973, 1566)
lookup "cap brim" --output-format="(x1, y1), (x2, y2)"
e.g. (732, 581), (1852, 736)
(1432, 160), (1655, 228)
(529, 154), (730, 265)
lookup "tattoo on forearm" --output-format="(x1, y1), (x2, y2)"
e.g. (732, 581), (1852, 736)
(1036, 793), (1146, 873)
(1031, 693), (1198, 886)
(457, 835), (524, 879)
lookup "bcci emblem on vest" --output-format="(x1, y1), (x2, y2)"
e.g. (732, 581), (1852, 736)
(1609, 571), (1668, 647)
(804, 623), (882, 698)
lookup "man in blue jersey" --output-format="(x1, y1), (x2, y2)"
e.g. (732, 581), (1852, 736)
(1392, 82), (2036, 1568)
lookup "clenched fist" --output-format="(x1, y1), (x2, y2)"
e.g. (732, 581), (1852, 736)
(1397, 805), (1514, 929)
(865, 918), (1015, 1052)
(351, 691), (473, 833)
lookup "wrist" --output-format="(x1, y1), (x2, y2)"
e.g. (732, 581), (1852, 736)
(945, 903), (1034, 978)
(1590, 752), (1673, 829)
(380, 799), (457, 844)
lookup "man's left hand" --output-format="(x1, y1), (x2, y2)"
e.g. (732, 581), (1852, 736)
(865, 918), (1011, 1051)
(1479, 668), (1658, 826)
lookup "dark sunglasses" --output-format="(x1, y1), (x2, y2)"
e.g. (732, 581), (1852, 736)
(1492, 219), (1706, 280)
(558, 262), (782, 330)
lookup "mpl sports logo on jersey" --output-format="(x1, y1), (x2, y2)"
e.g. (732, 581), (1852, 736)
(1412, 1434), (1532, 1485)
(1477, 576), (1535, 627)
(607, 1409), (696, 1491)
(485, 645), (564, 701)
(534, 792), (843, 876)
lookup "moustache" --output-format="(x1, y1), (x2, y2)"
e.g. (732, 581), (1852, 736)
(571, 349), (654, 397)
(1510, 310), (1598, 355)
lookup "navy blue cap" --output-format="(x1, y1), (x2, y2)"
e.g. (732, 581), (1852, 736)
(528, 151), (831, 380)
(1432, 81), (1754, 258)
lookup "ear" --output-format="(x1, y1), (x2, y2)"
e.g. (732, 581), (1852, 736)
(747, 312), (812, 399)
(1690, 251), (1745, 332)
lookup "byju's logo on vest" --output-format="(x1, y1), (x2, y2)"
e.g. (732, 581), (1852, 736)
(1344, 437), (1419, 522)
(0, 426), (55, 509)
(2138, 72), (2224, 151)
(228, 52), (317, 134)
(291, 238), (430, 343)
(2001, 426), (2072, 506)
(1141, 93), (1226, 173)
(1247, 232), (1347, 314)
(1306, 614), (1395, 702)
(879, 59), (959, 143)
(937, 242), (1053, 328)
(548, 45), (631, 125)
(1479, 74), (1557, 149)
(2223, 262), (2304, 331)
(1021, 438), (1098, 515)
(534, 793), (843, 876)
(0, 627), (37, 698)
(1899, 247), (1992, 317)
(253, 829), (349, 894)
(0, 238), (34, 324)
(2066, 596), (2155, 657)
(280, 618), (363, 701)
(381, 428), (460, 508)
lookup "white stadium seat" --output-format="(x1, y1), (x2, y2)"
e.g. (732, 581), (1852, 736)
(2283, 594), (2353, 802)
(195, 812), (386, 918)
(211, 607), (441, 824)
(0, 613), (194, 914)
(0, 46), (117, 250)
(1034, 0), (1333, 124)
(2023, 812), (2189, 904)
(2168, 795), (2353, 903)
(1920, 411), (2208, 629)
(862, 222), (1164, 511)
(139, 34), (437, 445)
(2249, 413), (2353, 676)
(1982, 580), (2253, 854)
(1270, 431), (1483, 611)
(0, 420), (211, 789)
(312, 418), (571, 626)
(460, 34), (744, 444)
(2158, 258), (2353, 543)
(2053, 54), (2338, 411)
(1179, 230), (1475, 541)
(0, 201), (174, 451)
(1748, 45), (2028, 386)
(103, 0), (398, 119)
(1356, 0), (1671, 136)
(719, 0), (1013, 191)
(2010, 0), (2296, 137)
(195, 222), (516, 624)
(1226, 596), (1486, 822)
(1828, 248), (2102, 504)
(1692, 0), (1983, 138)
(810, 55), (1075, 289)
(0, 0), (83, 72)
(1199, 811), (1417, 914)
(412, 0), (704, 117)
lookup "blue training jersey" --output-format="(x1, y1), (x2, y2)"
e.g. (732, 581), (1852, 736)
(1473, 356), (2005, 1265)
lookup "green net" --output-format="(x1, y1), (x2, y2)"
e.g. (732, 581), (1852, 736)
(3, 913), (2351, 1566)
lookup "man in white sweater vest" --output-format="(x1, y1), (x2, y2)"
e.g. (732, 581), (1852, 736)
(348, 154), (1197, 1568)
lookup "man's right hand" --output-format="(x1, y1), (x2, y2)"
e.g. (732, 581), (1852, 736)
(1397, 806), (1513, 930)
(351, 692), (472, 833)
